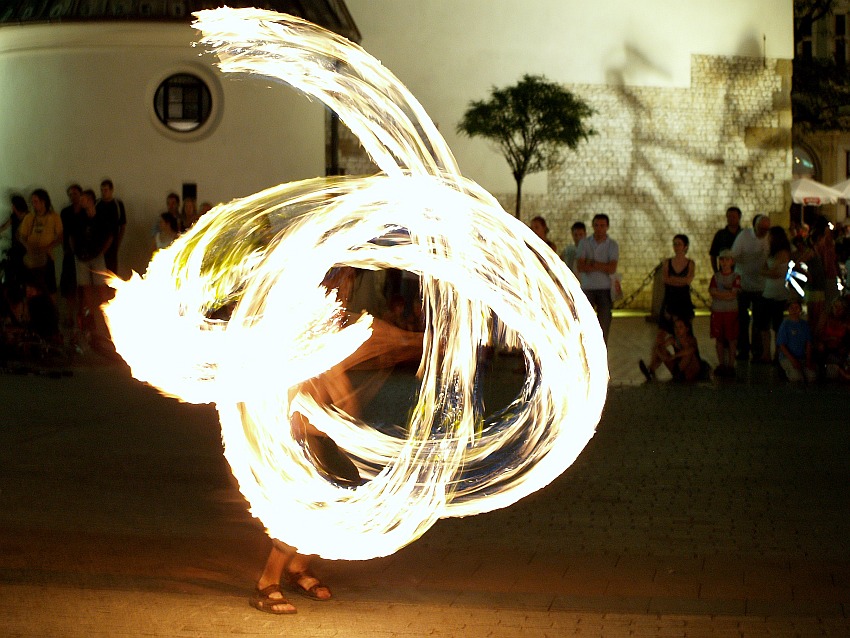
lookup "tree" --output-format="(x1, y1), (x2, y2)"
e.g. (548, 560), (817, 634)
(794, 0), (836, 45)
(457, 74), (595, 218)
(791, 0), (850, 131)
(792, 57), (850, 131)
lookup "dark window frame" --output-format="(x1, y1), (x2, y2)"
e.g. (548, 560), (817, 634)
(153, 73), (213, 133)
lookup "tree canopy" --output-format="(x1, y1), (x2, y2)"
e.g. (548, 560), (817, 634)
(794, 0), (836, 44)
(457, 74), (595, 217)
(793, 57), (850, 131)
(791, 0), (850, 131)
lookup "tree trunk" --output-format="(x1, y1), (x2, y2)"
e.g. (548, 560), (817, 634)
(514, 175), (523, 218)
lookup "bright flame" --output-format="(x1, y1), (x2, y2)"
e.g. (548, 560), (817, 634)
(103, 7), (609, 560)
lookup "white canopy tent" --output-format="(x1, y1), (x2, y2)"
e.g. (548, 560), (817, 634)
(830, 177), (850, 200)
(790, 178), (844, 206)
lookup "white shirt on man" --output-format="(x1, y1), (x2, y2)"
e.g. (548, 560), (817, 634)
(576, 235), (619, 290)
(730, 227), (769, 292)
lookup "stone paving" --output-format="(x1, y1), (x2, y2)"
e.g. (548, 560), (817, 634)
(0, 314), (849, 637)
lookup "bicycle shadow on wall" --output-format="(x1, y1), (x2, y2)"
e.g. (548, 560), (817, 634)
(557, 35), (786, 308)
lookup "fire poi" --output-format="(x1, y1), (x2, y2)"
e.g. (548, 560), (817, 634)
(103, 7), (608, 560)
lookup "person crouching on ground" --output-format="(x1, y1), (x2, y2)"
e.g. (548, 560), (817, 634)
(776, 299), (817, 383)
(639, 317), (702, 382)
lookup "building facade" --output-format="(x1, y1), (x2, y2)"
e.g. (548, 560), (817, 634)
(0, 1), (358, 277)
(1, 1), (794, 310)
(793, 0), (850, 222)
(342, 0), (795, 310)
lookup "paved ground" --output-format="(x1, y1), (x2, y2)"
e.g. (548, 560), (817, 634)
(1, 314), (849, 637)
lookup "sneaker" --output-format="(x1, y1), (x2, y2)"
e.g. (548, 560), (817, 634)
(638, 359), (654, 382)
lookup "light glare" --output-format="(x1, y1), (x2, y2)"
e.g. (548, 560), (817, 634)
(103, 8), (608, 560)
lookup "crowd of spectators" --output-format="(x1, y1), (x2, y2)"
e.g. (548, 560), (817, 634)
(533, 205), (850, 385)
(655, 206), (850, 383)
(0, 184), (215, 360)
(4, 184), (850, 384)
(0, 182), (126, 357)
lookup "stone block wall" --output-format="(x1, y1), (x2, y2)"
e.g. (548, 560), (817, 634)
(540, 55), (792, 310)
(330, 55), (792, 311)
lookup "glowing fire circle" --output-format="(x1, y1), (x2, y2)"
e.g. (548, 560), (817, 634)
(104, 8), (609, 560)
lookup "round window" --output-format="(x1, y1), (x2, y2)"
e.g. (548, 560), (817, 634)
(153, 73), (213, 133)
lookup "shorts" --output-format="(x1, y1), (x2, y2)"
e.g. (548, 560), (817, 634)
(24, 260), (57, 294)
(76, 254), (110, 287)
(764, 297), (788, 333)
(710, 311), (738, 341)
(780, 358), (817, 383)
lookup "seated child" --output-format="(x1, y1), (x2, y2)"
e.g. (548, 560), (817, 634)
(776, 299), (818, 383)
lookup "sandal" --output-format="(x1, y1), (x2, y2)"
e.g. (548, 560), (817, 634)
(283, 569), (332, 601)
(250, 584), (297, 614)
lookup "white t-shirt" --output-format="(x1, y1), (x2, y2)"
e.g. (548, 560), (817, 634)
(576, 235), (619, 290)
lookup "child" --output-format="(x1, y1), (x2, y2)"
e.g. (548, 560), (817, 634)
(776, 299), (818, 383)
(708, 249), (741, 377)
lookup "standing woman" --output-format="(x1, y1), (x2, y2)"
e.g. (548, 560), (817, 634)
(530, 215), (557, 252)
(18, 189), (62, 337)
(181, 197), (199, 232)
(19, 188), (62, 300)
(152, 212), (180, 253)
(0, 195), (30, 323)
(641, 234), (695, 379)
(759, 226), (791, 362)
(658, 234), (695, 335)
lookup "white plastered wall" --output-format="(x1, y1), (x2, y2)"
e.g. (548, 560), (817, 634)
(0, 22), (324, 277)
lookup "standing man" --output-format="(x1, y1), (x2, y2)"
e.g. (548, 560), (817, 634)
(163, 192), (180, 231)
(576, 213), (619, 344)
(560, 221), (586, 276)
(151, 192), (181, 239)
(72, 189), (116, 355)
(730, 214), (770, 361)
(59, 184), (83, 327)
(96, 179), (126, 277)
(709, 206), (742, 272)
(165, 192), (180, 218)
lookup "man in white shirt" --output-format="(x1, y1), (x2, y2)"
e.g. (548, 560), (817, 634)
(730, 214), (770, 361)
(576, 213), (619, 344)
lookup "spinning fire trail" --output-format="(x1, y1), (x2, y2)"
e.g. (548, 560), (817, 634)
(103, 8), (609, 561)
